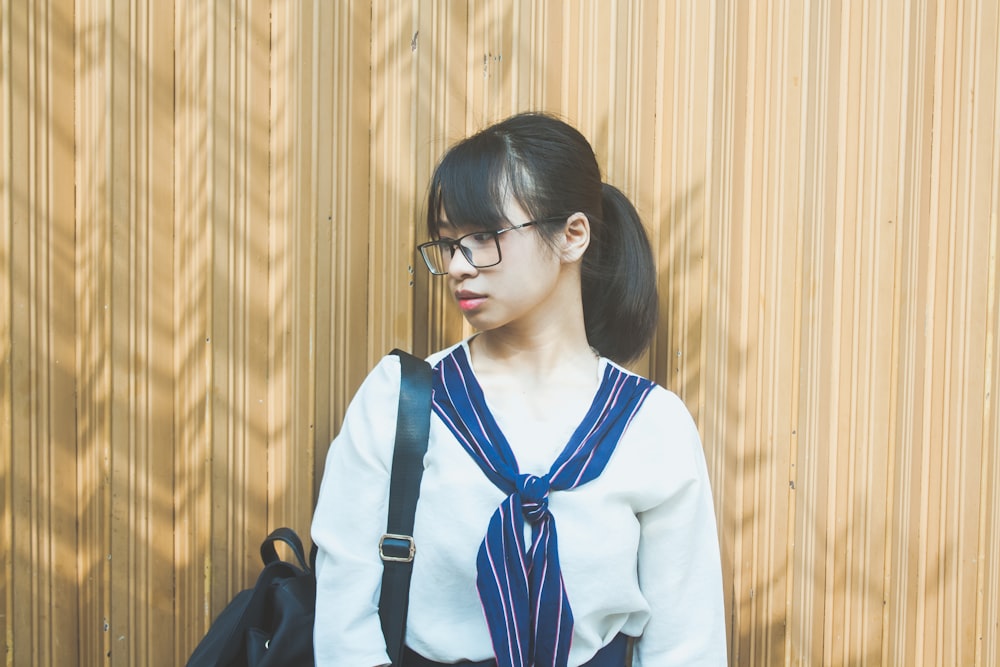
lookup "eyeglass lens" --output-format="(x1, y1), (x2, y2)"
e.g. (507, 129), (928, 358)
(422, 233), (500, 274)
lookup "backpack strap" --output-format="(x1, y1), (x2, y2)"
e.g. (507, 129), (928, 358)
(260, 527), (310, 569)
(378, 349), (433, 666)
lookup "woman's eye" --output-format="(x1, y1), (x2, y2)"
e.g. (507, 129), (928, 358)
(469, 232), (494, 243)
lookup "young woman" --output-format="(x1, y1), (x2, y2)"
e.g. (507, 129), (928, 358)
(312, 113), (727, 667)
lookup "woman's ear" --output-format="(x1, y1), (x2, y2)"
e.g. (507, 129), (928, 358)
(560, 213), (591, 263)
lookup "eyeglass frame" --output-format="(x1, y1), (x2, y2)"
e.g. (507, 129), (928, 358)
(417, 216), (568, 275)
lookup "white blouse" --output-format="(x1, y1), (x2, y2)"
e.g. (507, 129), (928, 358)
(312, 342), (727, 666)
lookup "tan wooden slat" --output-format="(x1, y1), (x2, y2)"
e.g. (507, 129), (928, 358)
(4, 1), (78, 664)
(172, 0), (213, 659)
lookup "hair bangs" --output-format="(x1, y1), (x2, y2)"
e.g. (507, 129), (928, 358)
(426, 129), (538, 238)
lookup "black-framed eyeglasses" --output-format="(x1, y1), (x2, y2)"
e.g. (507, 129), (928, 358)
(417, 217), (566, 275)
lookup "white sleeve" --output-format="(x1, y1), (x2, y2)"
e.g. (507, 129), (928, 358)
(633, 393), (728, 667)
(311, 354), (401, 667)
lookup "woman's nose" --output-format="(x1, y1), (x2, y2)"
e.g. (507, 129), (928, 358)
(447, 245), (479, 278)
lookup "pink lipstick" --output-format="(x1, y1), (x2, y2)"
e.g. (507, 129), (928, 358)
(456, 291), (486, 312)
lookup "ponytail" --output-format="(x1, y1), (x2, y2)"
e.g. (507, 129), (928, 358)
(581, 184), (658, 364)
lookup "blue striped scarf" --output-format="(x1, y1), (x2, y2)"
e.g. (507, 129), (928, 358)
(431, 346), (654, 667)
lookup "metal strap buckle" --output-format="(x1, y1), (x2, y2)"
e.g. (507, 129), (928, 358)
(379, 533), (416, 563)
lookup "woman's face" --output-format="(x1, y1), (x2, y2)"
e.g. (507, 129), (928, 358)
(438, 197), (569, 335)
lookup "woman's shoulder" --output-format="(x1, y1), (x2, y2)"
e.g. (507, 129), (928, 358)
(424, 339), (466, 366)
(602, 361), (689, 416)
(610, 369), (698, 438)
(352, 341), (464, 399)
(364, 340), (465, 385)
(642, 383), (694, 417)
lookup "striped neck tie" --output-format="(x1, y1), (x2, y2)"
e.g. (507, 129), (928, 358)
(431, 346), (654, 667)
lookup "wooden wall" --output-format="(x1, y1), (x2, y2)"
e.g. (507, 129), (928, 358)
(2, 1), (998, 665)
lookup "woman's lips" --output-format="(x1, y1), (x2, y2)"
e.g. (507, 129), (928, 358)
(456, 291), (486, 311)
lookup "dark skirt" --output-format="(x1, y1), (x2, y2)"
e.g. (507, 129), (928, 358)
(402, 633), (630, 667)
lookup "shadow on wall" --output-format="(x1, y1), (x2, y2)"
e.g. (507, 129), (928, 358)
(4, 0), (283, 664)
(643, 175), (954, 666)
(651, 179), (743, 663)
(408, 3), (515, 358)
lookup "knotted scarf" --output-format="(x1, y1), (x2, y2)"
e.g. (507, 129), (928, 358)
(431, 346), (654, 667)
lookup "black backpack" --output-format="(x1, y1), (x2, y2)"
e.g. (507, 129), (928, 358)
(185, 528), (316, 667)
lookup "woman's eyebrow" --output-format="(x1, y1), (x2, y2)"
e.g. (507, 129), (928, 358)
(434, 219), (458, 238)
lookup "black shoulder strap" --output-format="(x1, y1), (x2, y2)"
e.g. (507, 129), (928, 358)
(378, 349), (433, 666)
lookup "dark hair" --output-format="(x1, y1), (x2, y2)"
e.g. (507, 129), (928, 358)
(425, 112), (658, 364)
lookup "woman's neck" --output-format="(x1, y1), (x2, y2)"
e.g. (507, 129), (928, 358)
(470, 327), (598, 386)
(466, 330), (600, 432)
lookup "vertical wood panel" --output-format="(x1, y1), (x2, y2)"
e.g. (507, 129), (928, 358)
(75, 0), (111, 660)
(197, 0), (272, 630)
(320, 0), (374, 452)
(369, 1), (417, 361)
(2, 1), (999, 665)
(0, 0), (11, 654)
(4, 1), (77, 663)
(411, 0), (469, 357)
(981, 7), (1000, 665)
(268, 0), (313, 535)
(172, 0), (213, 658)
